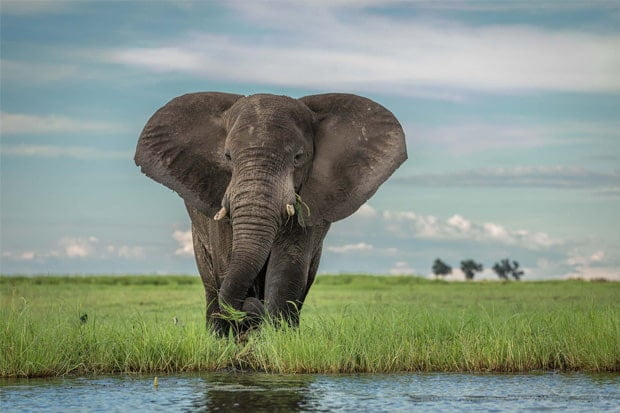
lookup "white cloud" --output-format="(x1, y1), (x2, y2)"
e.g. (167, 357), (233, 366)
(568, 266), (620, 281)
(2, 237), (146, 263)
(1, 251), (36, 261)
(411, 123), (556, 154)
(233, 1), (620, 14)
(567, 250), (606, 266)
(447, 214), (472, 232)
(20, 251), (35, 260)
(328, 207), (563, 276)
(352, 203), (377, 218)
(1, 112), (125, 135)
(106, 4), (620, 94)
(111, 48), (203, 73)
(1, 145), (131, 160)
(383, 210), (558, 250)
(490, 255), (620, 281)
(389, 260), (416, 275)
(107, 245), (145, 259)
(394, 166), (620, 189)
(327, 242), (374, 254)
(118, 246), (144, 259)
(590, 251), (606, 262)
(173, 230), (194, 256)
(564, 249), (619, 281)
(406, 120), (620, 155)
(59, 236), (98, 258)
(1, 60), (79, 84)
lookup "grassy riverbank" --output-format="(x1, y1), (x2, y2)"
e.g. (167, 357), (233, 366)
(1, 275), (618, 377)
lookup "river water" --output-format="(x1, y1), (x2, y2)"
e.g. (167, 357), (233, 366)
(1, 372), (618, 412)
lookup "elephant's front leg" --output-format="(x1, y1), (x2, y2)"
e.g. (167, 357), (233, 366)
(188, 210), (234, 336)
(263, 226), (324, 326)
(264, 257), (308, 326)
(191, 226), (225, 334)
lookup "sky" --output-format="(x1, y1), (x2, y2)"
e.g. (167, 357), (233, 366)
(1, 0), (619, 280)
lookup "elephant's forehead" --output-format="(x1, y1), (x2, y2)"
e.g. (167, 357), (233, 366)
(229, 95), (314, 125)
(226, 102), (313, 147)
(228, 122), (302, 151)
(244, 93), (300, 108)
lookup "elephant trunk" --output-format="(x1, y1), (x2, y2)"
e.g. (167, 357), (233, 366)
(218, 158), (288, 312)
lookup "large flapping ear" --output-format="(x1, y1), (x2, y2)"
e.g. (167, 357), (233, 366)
(299, 93), (407, 223)
(135, 92), (243, 216)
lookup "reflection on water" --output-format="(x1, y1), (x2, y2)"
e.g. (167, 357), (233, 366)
(191, 374), (313, 412)
(1, 372), (618, 412)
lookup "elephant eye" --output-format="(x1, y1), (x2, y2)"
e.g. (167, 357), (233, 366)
(294, 151), (305, 163)
(224, 151), (232, 161)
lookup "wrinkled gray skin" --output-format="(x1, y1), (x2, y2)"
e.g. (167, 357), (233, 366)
(135, 92), (407, 335)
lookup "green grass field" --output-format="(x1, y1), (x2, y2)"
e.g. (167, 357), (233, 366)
(1, 275), (618, 377)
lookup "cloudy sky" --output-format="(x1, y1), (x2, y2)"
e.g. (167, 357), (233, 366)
(1, 1), (619, 280)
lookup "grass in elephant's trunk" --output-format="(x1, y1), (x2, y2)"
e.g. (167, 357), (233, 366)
(1, 274), (618, 377)
(291, 193), (311, 227)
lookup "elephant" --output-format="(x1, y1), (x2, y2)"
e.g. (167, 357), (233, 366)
(135, 92), (407, 335)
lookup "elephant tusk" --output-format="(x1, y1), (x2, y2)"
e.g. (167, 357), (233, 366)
(214, 206), (227, 221)
(286, 203), (295, 217)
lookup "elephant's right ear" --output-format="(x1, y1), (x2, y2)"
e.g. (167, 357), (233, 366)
(135, 92), (243, 216)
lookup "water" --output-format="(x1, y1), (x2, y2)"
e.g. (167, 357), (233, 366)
(1, 372), (618, 412)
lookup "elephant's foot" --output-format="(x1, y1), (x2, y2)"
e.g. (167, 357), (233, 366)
(209, 297), (266, 337)
(207, 316), (231, 337)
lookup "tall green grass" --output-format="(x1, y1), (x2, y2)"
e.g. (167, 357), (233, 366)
(1, 275), (618, 377)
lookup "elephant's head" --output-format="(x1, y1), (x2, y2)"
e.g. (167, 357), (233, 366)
(135, 92), (406, 314)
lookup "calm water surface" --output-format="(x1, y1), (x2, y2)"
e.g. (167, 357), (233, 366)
(1, 372), (618, 412)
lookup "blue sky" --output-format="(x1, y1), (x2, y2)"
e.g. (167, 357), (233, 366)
(1, 1), (619, 280)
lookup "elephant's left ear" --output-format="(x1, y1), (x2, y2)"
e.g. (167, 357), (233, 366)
(135, 92), (243, 216)
(299, 93), (407, 223)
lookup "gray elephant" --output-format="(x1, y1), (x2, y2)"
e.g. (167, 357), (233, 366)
(135, 92), (407, 334)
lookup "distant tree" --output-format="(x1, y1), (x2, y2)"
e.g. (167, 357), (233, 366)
(492, 259), (524, 281)
(432, 258), (452, 278)
(510, 260), (524, 280)
(460, 259), (483, 280)
(492, 259), (511, 280)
